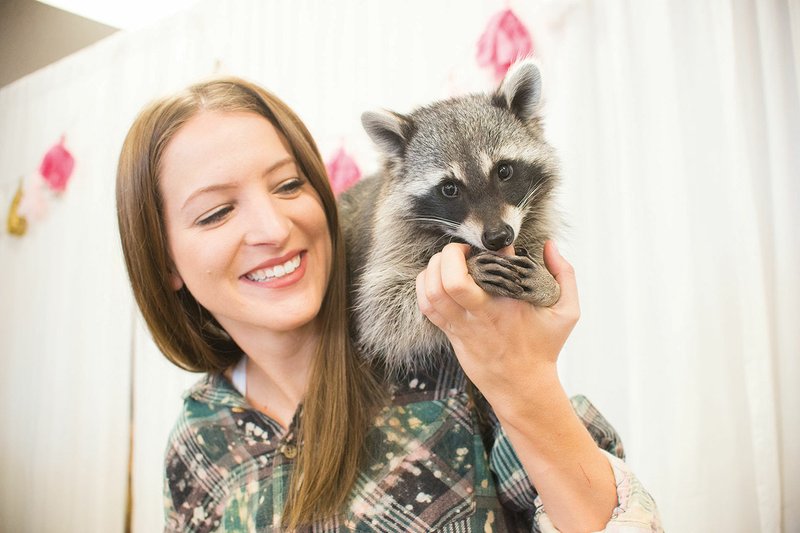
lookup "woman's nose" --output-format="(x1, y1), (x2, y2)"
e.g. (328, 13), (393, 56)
(241, 195), (291, 246)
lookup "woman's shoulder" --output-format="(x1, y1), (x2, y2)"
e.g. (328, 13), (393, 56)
(181, 373), (245, 412)
(165, 374), (242, 458)
(163, 374), (242, 532)
(166, 373), (280, 465)
(168, 372), (284, 450)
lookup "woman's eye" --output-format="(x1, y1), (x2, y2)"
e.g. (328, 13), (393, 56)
(197, 205), (233, 226)
(498, 163), (513, 181)
(276, 178), (304, 195)
(440, 181), (459, 198)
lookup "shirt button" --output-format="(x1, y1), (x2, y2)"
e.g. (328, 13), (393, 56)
(281, 444), (298, 459)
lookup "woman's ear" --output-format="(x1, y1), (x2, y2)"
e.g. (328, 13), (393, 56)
(169, 270), (184, 291)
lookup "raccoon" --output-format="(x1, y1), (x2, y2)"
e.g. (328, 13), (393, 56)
(338, 59), (561, 373)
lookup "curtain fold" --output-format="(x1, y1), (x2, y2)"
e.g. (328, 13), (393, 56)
(0, 1), (796, 531)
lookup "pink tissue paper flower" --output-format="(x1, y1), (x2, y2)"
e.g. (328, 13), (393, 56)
(325, 147), (361, 195)
(476, 9), (534, 82)
(39, 137), (75, 193)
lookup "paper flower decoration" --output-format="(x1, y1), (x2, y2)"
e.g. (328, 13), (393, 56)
(17, 173), (50, 222)
(39, 137), (75, 193)
(325, 147), (362, 195)
(6, 181), (27, 236)
(476, 9), (534, 82)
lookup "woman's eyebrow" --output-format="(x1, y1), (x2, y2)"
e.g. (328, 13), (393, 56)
(262, 157), (295, 177)
(181, 157), (296, 211)
(181, 182), (238, 211)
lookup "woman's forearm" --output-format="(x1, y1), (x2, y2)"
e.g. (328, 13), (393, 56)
(493, 363), (617, 533)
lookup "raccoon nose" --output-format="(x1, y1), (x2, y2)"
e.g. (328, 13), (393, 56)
(482, 224), (514, 251)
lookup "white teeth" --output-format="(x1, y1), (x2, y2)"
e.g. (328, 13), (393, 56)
(245, 255), (301, 282)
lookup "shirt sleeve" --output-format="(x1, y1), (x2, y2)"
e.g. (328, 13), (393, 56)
(488, 395), (663, 532)
(533, 449), (663, 532)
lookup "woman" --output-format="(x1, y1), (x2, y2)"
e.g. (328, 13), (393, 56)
(117, 77), (661, 532)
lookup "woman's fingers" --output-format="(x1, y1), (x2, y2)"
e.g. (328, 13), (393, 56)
(438, 244), (490, 315)
(416, 243), (492, 326)
(417, 251), (463, 328)
(416, 269), (447, 328)
(543, 240), (580, 317)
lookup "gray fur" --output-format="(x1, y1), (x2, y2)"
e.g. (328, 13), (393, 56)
(339, 59), (561, 373)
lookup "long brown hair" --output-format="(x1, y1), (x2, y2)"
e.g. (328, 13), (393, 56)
(116, 77), (384, 528)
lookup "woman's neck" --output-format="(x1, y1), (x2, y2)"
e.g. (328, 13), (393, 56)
(226, 322), (319, 429)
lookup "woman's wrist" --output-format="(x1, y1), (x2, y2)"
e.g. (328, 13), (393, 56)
(485, 361), (565, 434)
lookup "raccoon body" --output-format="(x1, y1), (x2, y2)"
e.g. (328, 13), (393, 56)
(339, 59), (561, 373)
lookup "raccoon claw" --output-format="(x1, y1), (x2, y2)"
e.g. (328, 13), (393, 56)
(481, 267), (518, 284)
(468, 252), (527, 299)
(467, 250), (560, 306)
(478, 278), (525, 298)
(473, 253), (530, 272)
(475, 252), (536, 277)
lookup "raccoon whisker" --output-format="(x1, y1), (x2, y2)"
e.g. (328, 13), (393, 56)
(407, 217), (461, 230)
(518, 182), (545, 210)
(426, 233), (455, 254)
(517, 188), (537, 210)
(413, 237), (446, 262)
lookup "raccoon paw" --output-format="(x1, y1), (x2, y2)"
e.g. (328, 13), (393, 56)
(467, 251), (560, 306)
(467, 252), (531, 299)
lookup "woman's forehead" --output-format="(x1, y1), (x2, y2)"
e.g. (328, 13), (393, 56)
(159, 111), (292, 203)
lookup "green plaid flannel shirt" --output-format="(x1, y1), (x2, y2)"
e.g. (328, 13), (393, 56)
(164, 358), (661, 532)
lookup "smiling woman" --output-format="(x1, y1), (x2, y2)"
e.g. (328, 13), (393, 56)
(116, 78), (384, 529)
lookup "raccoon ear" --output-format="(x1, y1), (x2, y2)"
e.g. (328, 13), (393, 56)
(361, 110), (412, 161)
(496, 59), (542, 122)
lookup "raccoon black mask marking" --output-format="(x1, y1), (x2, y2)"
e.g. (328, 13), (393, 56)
(338, 59), (561, 373)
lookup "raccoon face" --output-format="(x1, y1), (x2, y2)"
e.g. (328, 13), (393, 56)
(362, 59), (557, 252)
(408, 155), (553, 251)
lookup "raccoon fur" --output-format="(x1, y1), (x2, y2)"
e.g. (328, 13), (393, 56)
(338, 59), (561, 373)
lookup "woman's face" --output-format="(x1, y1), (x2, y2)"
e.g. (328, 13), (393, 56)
(159, 110), (332, 345)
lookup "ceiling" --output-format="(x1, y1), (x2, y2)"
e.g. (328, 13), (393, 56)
(0, 0), (119, 88)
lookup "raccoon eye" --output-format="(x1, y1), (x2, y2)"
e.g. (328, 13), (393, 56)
(498, 163), (514, 181)
(440, 181), (459, 198)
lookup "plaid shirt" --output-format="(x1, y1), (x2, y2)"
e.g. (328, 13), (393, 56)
(165, 358), (661, 532)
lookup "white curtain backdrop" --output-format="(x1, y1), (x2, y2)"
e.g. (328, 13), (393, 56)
(0, 1), (796, 531)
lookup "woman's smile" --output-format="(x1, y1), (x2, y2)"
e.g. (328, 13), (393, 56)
(242, 251), (306, 286)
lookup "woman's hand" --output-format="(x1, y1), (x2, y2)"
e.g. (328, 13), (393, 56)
(415, 241), (617, 533)
(415, 240), (578, 415)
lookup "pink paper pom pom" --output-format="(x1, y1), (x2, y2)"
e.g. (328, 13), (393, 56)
(325, 147), (362, 195)
(39, 137), (75, 193)
(476, 9), (534, 82)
